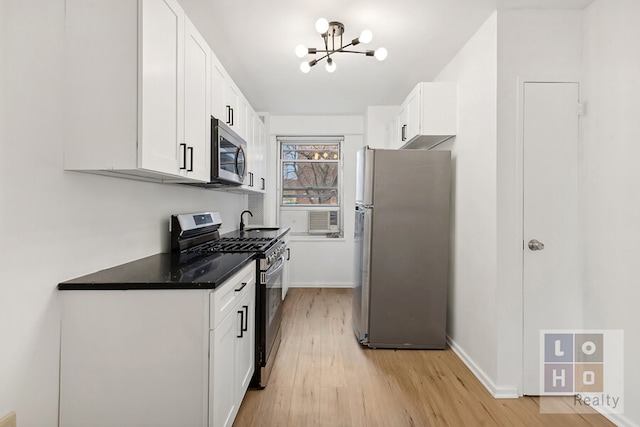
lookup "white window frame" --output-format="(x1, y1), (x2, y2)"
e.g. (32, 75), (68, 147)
(277, 136), (344, 237)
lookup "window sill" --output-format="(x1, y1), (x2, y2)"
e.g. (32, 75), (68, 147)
(289, 233), (346, 243)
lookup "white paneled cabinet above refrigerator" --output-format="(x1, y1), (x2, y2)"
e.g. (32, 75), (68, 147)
(64, 0), (211, 183)
(387, 82), (457, 150)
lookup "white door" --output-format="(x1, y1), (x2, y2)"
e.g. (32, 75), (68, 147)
(522, 82), (582, 395)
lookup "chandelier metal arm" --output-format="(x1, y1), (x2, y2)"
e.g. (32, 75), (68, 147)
(297, 19), (386, 72)
(307, 43), (376, 68)
(311, 49), (373, 55)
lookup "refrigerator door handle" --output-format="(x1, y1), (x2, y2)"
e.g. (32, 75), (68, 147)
(353, 204), (373, 344)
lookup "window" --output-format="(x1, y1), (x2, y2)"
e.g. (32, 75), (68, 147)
(280, 141), (341, 206)
(278, 136), (344, 237)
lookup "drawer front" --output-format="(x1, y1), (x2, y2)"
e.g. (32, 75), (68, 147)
(210, 261), (255, 329)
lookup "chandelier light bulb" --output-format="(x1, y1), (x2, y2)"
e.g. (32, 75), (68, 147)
(359, 29), (373, 44)
(315, 18), (329, 34)
(374, 47), (388, 61)
(326, 58), (336, 73)
(295, 44), (307, 58)
(297, 19), (387, 72)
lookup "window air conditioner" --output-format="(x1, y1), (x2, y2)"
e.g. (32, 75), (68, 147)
(308, 210), (339, 234)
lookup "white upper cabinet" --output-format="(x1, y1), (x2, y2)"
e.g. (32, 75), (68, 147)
(391, 82), (457, 150)
(237, 97), (251, 144)
(224, 83), (240, 132)
(234, 103), (266, 194)
(256, 116), (267, 192)
(211, 54), (227, 122)
(64, 0), (211, 183)
(182, 17), (211, 181)
(248, 112), (267, 193)
(210, 56), (241, 135)
(138, 0), (184, 177)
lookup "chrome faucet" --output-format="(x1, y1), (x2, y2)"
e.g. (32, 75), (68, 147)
(239, 210), (253, 232)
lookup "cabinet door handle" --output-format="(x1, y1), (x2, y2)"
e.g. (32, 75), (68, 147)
(249, 172), (254, 187)
(286, 248), (290, 261)
(261, 178), (265, 190)
(179, 143), (187, 170)
(242, 305), (249, 332)
(401, 125), (407, 141)
(235, 282), (247, 292)
(237, 309), (244, 338)
(230, 107), (234, 126)
(187, 146), (194, 172)
(226, 105), (232, 125)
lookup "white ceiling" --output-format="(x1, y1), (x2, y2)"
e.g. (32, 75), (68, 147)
(183, 0), (594, 115)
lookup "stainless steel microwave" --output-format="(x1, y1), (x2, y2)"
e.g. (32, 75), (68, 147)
(210, 116), (247, 186)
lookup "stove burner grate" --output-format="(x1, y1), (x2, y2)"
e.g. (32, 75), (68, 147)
(185, 237), (274, 254)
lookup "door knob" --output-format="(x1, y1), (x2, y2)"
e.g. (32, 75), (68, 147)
(528, 239), (545, 251)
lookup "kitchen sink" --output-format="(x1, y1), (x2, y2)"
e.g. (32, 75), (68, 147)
(244, 227), (280, 232)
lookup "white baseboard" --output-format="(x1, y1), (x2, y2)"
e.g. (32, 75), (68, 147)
(447, 336), (637, 426)
(289, 282), (354, 288)
(446, 335), (519, 399)
(595, 411), (638, 427)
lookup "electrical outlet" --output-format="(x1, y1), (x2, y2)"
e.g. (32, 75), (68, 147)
(0, 412), (16, 427)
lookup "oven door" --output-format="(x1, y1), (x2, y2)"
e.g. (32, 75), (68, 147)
(263, 254), (284, 365)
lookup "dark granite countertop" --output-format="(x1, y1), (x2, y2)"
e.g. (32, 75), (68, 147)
(57, 227), (289, 291)
(58, 252), (255, 290)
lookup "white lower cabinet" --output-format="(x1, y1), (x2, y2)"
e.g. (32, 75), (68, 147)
(210, 266), (255, 427)
(211, 310), (238, 427)
(235, 288), (256, 399)
(58, 261), (256, 427)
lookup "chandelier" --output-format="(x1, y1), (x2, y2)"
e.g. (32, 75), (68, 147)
(295, 18), (388, 73)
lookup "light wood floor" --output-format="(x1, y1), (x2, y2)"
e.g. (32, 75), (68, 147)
(234, 288), (614, 427)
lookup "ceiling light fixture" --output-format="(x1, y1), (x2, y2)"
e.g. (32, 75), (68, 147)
(296, 18), (387, 73)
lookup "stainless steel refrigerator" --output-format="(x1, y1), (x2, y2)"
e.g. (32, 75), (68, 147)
(353, 146), (451, 349)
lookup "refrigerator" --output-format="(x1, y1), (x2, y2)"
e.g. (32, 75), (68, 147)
(353, 146), (451, 349)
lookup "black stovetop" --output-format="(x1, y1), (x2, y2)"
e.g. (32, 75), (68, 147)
(186, 236), (275, 254)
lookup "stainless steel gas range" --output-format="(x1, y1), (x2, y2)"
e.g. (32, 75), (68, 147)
(170, 211), (289, 388)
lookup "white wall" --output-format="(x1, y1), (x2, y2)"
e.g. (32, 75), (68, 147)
(364, 106), (399, 149)
(582, 1), (640, 425)
(495, 9), (584, 394)
(433, 12), (500, 389)
(434, 9), (585, 398)
(269, 115), (363, 287)
(0, 1), (245, 425)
